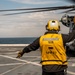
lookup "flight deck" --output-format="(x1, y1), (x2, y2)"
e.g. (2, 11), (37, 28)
(0, 45), (75, 75)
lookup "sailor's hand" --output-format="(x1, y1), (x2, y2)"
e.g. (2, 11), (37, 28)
(16, 50), (24, 58)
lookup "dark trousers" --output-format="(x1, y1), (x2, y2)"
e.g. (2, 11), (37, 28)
(42, 70), (67, 75)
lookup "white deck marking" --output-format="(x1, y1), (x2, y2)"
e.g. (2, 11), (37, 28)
(72, 64), (75, 66)
(0, 55), (41, 66)
(0, 63), (25, 66)
(68, 64), (75, 67)
(68, 57), (75, 61)
(21, 56), (40, 58)
(67, 71), (75, 75)
(0, 55), (75, 75)
(0, 64), (26, 75)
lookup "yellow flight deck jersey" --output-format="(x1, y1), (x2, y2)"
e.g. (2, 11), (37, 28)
(40, 33), (67, 65)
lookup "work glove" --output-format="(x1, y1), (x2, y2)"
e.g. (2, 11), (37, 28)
(16, 50), (24, 58)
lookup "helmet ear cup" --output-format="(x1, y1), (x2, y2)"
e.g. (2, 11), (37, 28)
(46, 25), (48, 30)
(58, 26), (60, 31)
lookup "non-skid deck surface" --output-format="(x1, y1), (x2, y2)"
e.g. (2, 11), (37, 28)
(0, 47), (75, 75)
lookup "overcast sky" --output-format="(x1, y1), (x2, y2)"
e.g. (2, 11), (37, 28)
(0, 0), (73, 37)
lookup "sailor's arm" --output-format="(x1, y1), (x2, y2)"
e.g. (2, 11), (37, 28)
(62, 30), (75, 45)
(16, 37), (40, 58)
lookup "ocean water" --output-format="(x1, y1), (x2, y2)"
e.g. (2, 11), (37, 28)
(0, 37), (38, 44)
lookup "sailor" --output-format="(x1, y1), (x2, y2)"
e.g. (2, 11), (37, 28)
(17, 20), (75, 75)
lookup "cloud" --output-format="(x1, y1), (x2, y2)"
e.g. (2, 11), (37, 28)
(0, 11), (69, 37)
(0, 0), (71, 37)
